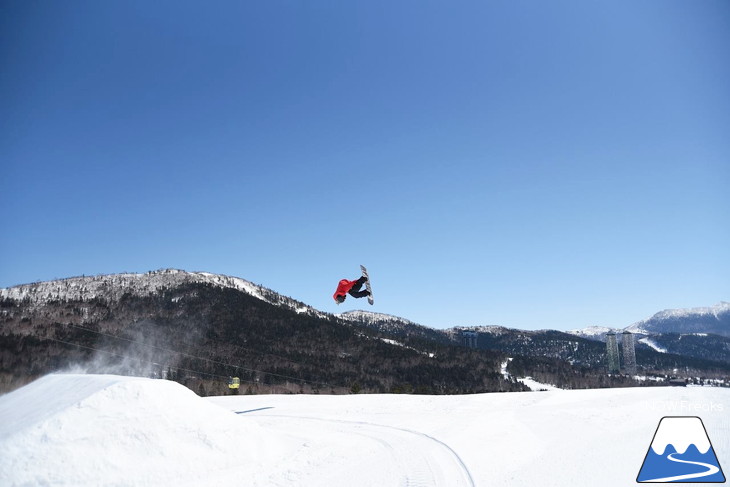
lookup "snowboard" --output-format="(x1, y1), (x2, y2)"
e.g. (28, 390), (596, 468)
(360, 265), (374, 305)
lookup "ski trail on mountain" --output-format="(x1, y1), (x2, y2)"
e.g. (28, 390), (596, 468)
(250, 413), (475, 487)
(642, 452), (720, 483)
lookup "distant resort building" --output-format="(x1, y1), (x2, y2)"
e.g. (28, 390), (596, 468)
(622, 331), (637, 375)
(606, 332), (620, 373)
(606, 330), (637, 375)
(462, 331), (478, 349)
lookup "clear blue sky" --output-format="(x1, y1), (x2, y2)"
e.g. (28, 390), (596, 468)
(2, 1), (728, 330)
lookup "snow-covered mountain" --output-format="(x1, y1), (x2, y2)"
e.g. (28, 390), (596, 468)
(566, 326), (621, 342)
(337, 310), (456, 348)
(2, 270), (728, 390)
(649, 416), (712, 455)
(565, 303), (730, 363)
(0, 269), (326, 319)
(449, 325), (517, 337)
(567, 303), (730, 340)
(336, 310), (418, 330)
(4, 271), (725, 341)
(1, 270), (524, 395)
(625, 302), (730, 337)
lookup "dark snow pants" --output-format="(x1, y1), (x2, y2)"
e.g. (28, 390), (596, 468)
(348, 276), (369, 298)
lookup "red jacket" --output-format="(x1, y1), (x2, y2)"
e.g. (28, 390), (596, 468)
(333, 279), (357, 301)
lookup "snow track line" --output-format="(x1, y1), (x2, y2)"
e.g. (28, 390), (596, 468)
(642, 453), (721, 482)
(257, 413), (475, 487)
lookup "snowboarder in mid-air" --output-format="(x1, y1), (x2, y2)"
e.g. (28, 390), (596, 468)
(333, 265), (373, 305)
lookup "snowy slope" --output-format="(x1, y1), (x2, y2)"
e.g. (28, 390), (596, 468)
(639, 336), (668, 353)
(215, 389), (728, 487)
(2, 374), (729, 487)
(0, 374), (293, 486)
(501, 358), (562, 392)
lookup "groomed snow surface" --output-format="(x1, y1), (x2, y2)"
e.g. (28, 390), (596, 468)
(1, 375), (729, 487)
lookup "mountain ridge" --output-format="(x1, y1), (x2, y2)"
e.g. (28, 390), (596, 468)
(626, 302), (730, 337)
(0, 269), (523, 395)
(2, 270), (728, 395)
(3, 270), (726, 338)
(0, 269), (326, 319)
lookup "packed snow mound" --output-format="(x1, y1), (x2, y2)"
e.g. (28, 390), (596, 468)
(2, 375), (730, 487)
(0, 374), (283, 487)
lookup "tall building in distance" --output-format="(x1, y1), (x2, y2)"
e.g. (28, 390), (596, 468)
(606, 332), (620, 374)
(622, 331), (637, 375)
(462, 331), (478, 349)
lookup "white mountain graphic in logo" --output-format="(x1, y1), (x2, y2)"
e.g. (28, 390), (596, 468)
(637, 416), (725, 483)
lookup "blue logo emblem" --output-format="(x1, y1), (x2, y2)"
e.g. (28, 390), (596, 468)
(637, 416), (725, 483)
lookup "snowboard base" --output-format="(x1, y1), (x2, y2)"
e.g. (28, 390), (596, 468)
(360, 265), (374, 305)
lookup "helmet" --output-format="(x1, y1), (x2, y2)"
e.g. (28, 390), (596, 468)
(335, 295), (345, 304)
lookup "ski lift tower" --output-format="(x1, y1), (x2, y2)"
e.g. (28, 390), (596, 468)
(606, 332), (620, 374)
